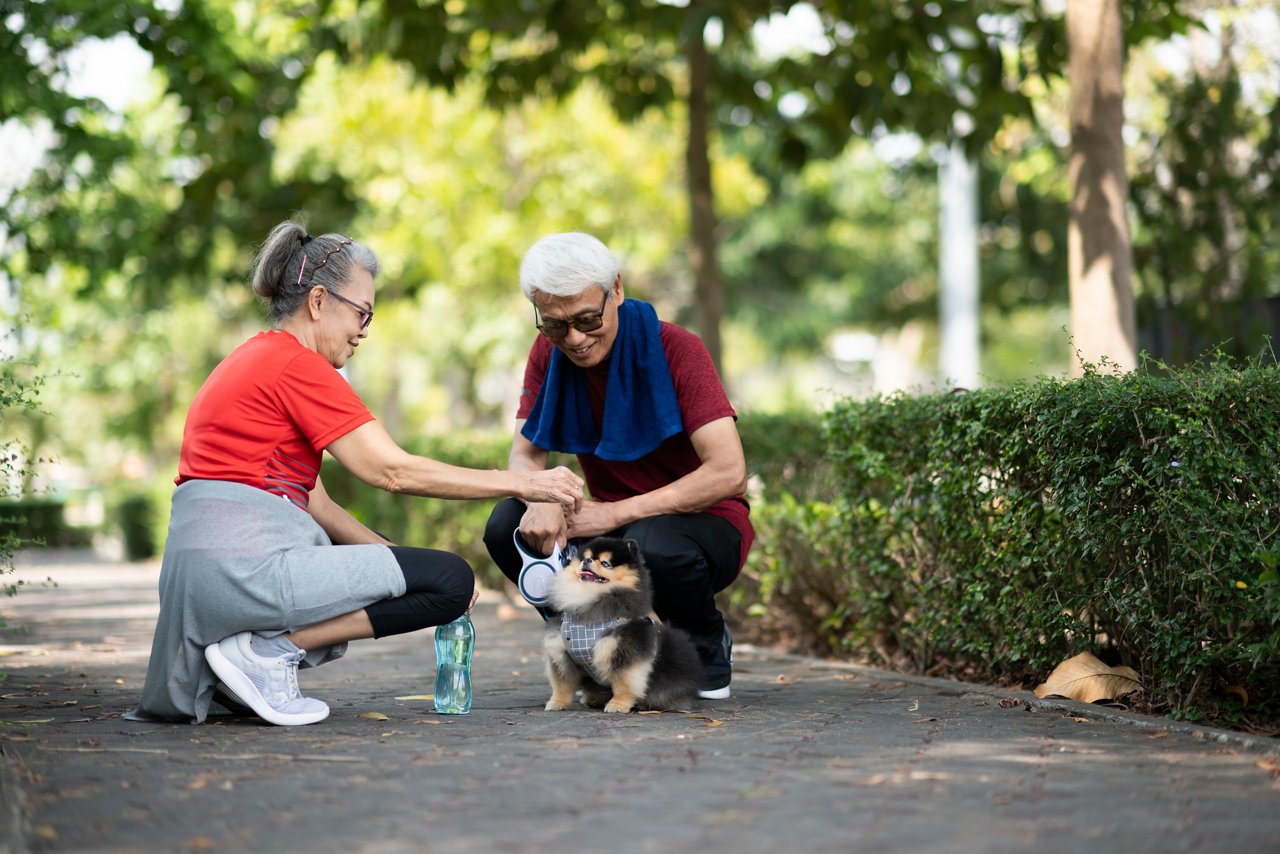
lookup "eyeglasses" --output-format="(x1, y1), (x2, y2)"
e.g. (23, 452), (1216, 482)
(535, 291), (609, 341)
(326, 289), (374, 330)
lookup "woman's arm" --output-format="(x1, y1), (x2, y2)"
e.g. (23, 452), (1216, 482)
(324, 420), (583, 509)
(307, 475), (393, 546)
(566, 416), (747, 539)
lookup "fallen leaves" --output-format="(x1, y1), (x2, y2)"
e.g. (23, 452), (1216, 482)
(1034, 653), (1141, 704)
(1222, 684), (1249, 707)
(358, 711), (390, 721)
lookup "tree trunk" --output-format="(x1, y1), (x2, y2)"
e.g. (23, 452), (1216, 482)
(685, 29), (725, 374)
(1067, 0), (1136, 375)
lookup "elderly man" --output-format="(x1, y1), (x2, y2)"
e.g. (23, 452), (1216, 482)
(483, 232), (754, 699)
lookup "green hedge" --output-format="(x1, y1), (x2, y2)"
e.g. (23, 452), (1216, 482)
(808, 357), (1280, 719)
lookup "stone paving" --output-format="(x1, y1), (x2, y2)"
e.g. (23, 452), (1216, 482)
(0, 550), (1276, 853)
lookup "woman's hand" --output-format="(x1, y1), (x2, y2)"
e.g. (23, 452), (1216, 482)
(520, 466), (584, 512)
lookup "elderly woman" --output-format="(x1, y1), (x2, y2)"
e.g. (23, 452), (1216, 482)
(129, 221), (582, 726)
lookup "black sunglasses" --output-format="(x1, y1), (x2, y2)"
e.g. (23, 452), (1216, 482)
(535, 291), (608, 341)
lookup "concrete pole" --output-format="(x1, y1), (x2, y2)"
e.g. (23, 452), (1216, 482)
(938, 140), (980, 388)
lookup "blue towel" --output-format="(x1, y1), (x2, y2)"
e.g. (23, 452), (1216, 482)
(521, 299), (683, 462)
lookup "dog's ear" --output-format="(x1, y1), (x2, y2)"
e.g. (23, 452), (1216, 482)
(623, 538), (643, 564)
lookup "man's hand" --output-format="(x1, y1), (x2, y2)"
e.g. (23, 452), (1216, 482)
(519, 502), (568, 557)
(565, 499), (622, 541)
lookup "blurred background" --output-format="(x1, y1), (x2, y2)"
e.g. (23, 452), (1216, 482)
(2, 0), (1278, 567)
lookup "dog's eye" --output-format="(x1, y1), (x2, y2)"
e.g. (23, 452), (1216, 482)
(599, 560), (611, 568)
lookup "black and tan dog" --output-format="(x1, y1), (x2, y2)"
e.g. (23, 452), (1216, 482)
(544, 537), (703, 713)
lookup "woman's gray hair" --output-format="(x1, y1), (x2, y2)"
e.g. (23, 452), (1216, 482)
(250, 220), (380, 324)
(519, 232), (619, 302)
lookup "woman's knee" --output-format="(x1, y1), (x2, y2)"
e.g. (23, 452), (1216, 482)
(437, 552), (475, 606)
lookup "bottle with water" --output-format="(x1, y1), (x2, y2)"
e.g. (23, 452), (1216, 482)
(434, 614), (475, 714)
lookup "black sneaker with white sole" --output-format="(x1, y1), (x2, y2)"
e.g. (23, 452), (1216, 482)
(698, 624), (733, 700)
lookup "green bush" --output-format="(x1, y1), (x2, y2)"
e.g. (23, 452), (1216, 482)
(116, 493), (157, 561)
(818, 356), (1280, 719)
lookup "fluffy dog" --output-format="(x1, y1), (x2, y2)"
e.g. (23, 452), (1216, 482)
(543, 537), (703, 713)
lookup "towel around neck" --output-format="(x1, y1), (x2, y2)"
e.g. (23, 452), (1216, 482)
(521, 298), (683, 462)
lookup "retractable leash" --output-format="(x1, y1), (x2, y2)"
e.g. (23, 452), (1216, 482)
(514, 530), (575, 607)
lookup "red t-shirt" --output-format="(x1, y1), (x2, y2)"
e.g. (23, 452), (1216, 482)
(176, 330), (375, 509)
(518, 322), (754, 570)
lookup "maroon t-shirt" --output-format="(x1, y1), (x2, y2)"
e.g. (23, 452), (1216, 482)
(517, 321), (754, 571)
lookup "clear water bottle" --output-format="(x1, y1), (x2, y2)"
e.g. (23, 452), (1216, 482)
(433, 614), (474, 714)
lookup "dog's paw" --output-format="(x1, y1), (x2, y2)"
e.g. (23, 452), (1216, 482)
(603, 698), (635, 713)
(545, 697), (574, 711)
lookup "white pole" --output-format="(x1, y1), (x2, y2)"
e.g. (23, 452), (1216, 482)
(938, 140), (980, 388)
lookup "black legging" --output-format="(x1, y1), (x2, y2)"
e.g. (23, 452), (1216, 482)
(482, 497), (740, 666)
(363, 547), (474, 638)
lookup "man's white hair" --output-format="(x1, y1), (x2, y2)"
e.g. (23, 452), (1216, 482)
(519, 232), (619, 302)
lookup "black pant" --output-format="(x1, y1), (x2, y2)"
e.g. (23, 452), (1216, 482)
(363, 547), (474, 638)
(482, 498), (741, 668)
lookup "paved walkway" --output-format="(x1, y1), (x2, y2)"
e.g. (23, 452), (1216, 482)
(0, 550), (1276, 854)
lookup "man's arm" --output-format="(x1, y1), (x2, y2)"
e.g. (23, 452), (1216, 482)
(566, 416), (747, 540)
(307, 475), (394, 546)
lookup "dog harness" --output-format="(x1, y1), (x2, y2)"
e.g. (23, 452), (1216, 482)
(560, 614), (629, 675)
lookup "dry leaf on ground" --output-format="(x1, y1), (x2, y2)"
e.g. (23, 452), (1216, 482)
(358, 711), (391, 721)
(1033, 652), (1141, 703)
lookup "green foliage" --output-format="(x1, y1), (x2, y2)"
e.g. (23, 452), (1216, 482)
(742, 358), (1280, 720)
(115, 493), (157, 562)
(831, 356), (1280, 717)
(1130, 50), (1280, 364)
(1, 356), (46, 598)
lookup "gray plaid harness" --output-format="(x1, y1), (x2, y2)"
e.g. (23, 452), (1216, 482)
(560, 614), (629, 680)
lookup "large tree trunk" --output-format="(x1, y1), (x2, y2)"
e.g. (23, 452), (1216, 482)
(685, 30), (725, 374)
(1067, 0), (1136, 376)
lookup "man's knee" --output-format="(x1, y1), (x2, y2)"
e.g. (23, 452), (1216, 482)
(483, 499), (522, 550)
(626, 518), (704, 582)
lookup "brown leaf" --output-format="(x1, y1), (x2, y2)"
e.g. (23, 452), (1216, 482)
(1222, 684), (1249, 707)
(358, 711), (390, 721)
(1033, 653), (1141, 703)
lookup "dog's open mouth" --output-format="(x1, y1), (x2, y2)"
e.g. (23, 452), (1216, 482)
(578, 569), (607, 583)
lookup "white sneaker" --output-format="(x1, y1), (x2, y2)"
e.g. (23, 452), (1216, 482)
(205, 631), (329, 726)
